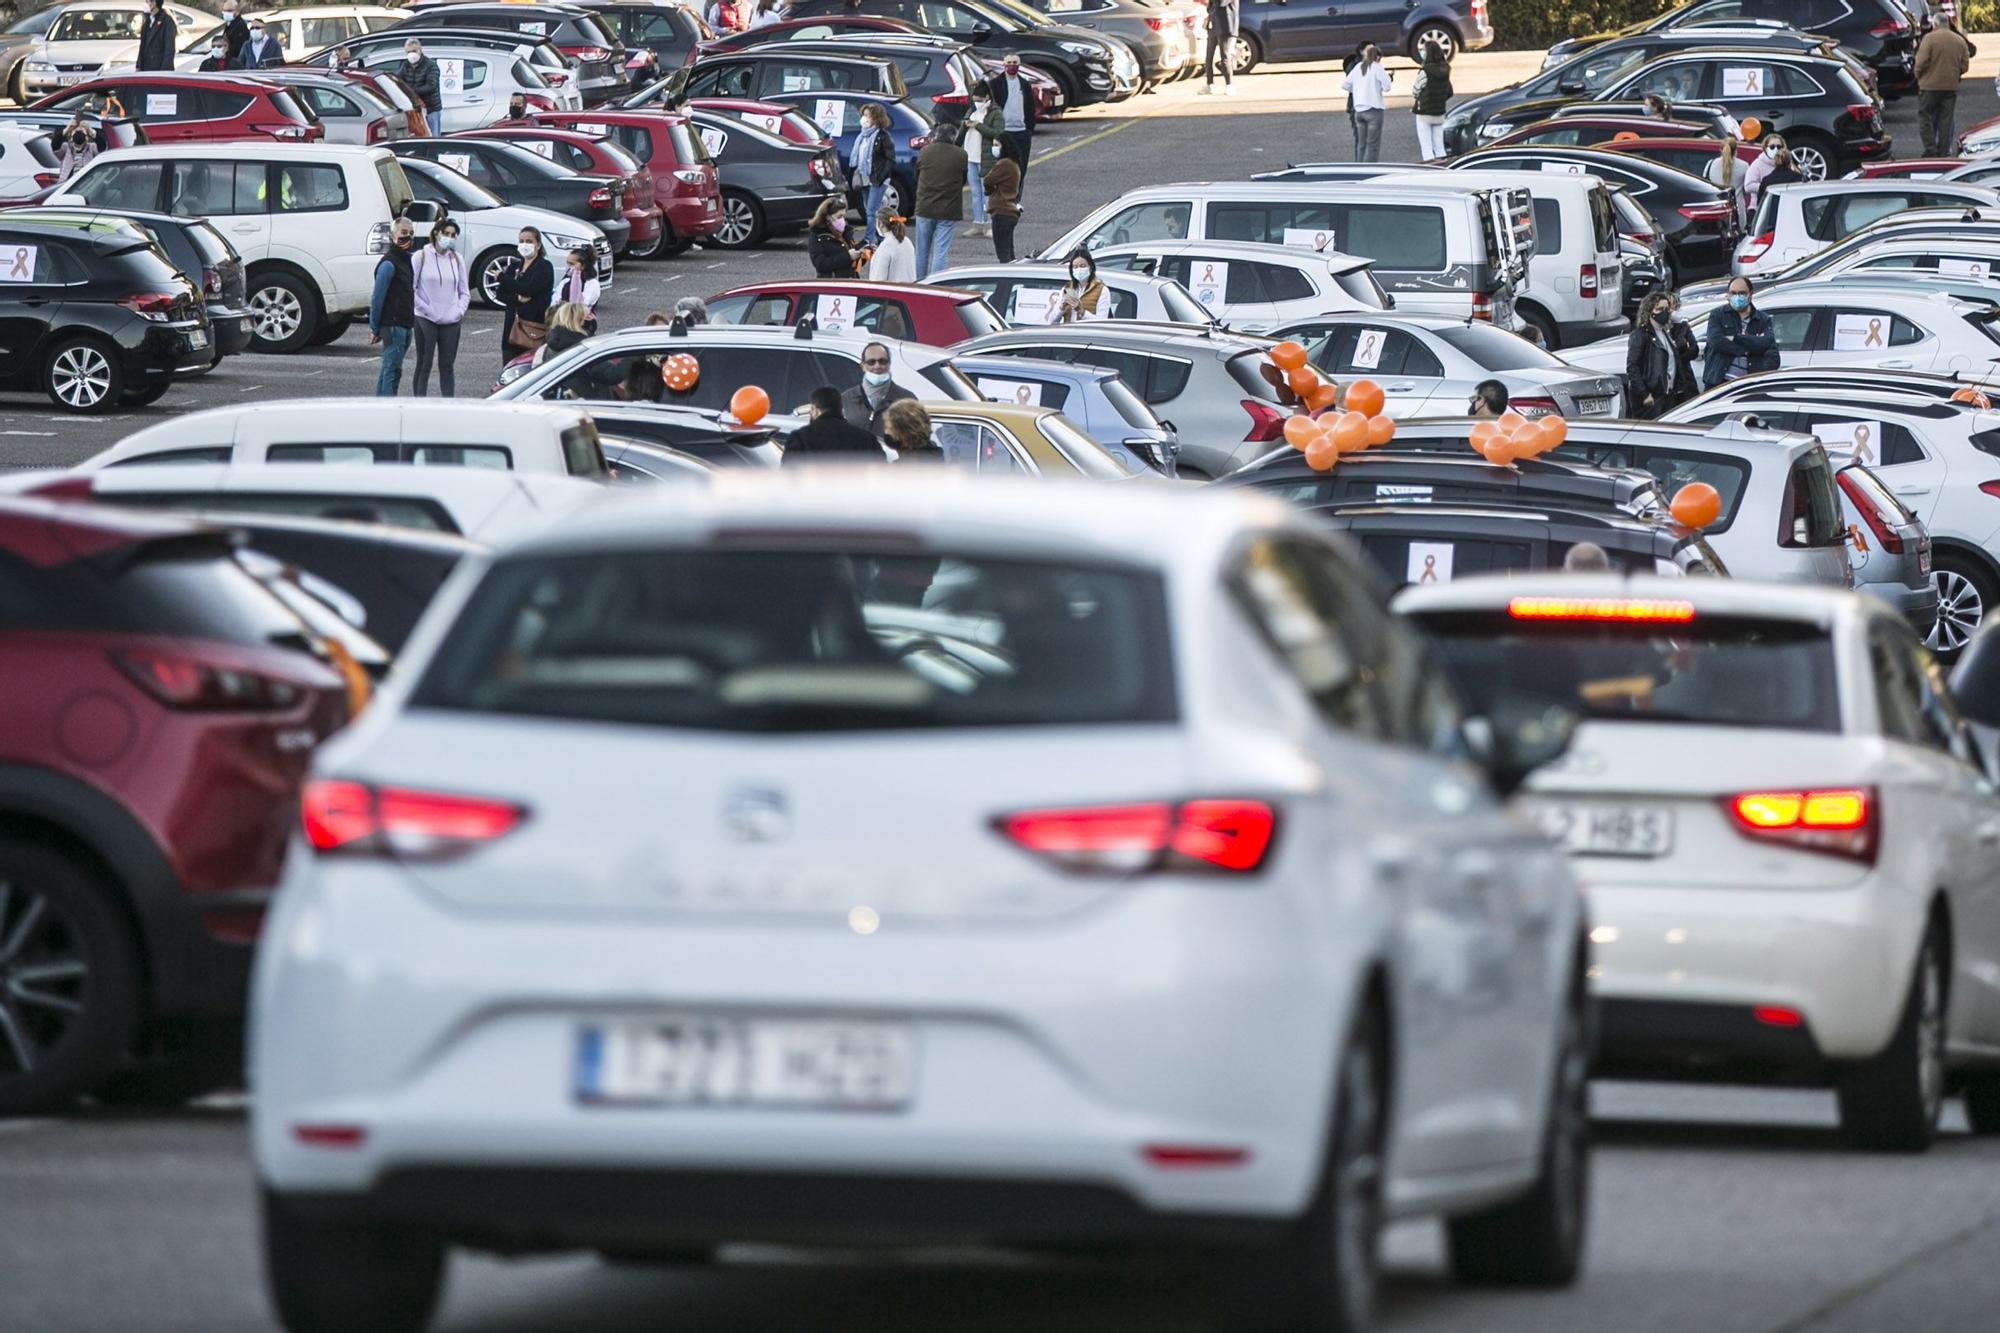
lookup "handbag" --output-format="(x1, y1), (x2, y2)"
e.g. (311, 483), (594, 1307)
(507, 317), (546, 351)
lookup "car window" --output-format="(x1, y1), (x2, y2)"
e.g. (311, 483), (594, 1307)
(105, 447), (233, 467)
(1835, 194), (1917, 237)
(1779, 446), (1845, 548)
(1339, 204), (1447, 271)
(1226, 536), (1388, 739)
(1771, 307), (1816, 351)
(1533, 197), (1566, 257)
(51, 10), (145, 39)
(1255, 262), (1315, 303)
(273, 163), (348, 213)
(1870, 622), (1934, 745)
(1771, 64), (1821, 98)
(935, 420), (1031, 473)
(73, 160), (164, 212)
(1797, 414), (1925, 469)
(300, 86), (360, 118)
(167, 160), (250, 217)
(1084, 201), (1190, 250)
(1626, 60), (1706, 102)
(302, 16), (358, 46)
(1552, 444), (1751, 531)
(1319, 327), (1441, 378)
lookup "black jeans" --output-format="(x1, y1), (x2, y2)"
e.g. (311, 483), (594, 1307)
(413, 317), (461, 397)
(1003, 129), (1032, 201)
(1205, 25), (1232, 86)
(991, 214), (1017, 262)
(1919, 89), (1958, 158)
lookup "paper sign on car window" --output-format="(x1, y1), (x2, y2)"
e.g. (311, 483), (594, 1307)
(438, 58), (463, 95)
(0, 244), (38, 283)
(1281, 227), (1335, 253)
(699, 126), (727, 156)
(1407, 541), (1453, 585)
(521, 20), (547, 34)
(1811, 420), (1883, 466)
(1722, 67), (1765, 98)
(755, 113), (784, 134)
(1941, 257), (1993, 281)
(1189, 260), (1228, 310)
(782, 74), (811, 92)
(577, 121), (607, 135)
(1011, 285), (1058, 325)
(1832, 312), (1890, 351)
(523, 139), (554, 159)
(815, 293), (853, 333)
(146, 93), (178, 116)
(813, 98), (844, 137)
(1351, 328), (1389, 370)
(1540, 160), (1585, 175)
(977, 376), (1043, 406)
(439, 152), (473, 175)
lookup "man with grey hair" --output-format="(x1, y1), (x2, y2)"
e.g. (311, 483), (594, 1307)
(841, 341), (915, 434)
(1562, 542), (1612, 573)
(369, 217), (418, 396)
(402, 39), (443, 135)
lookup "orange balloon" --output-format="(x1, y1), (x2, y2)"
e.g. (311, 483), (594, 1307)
(1344, 378), (1386, 419)
(1740, 117), (1763, 142)
(1283, 414), (1319, 450)
(663, 352), (700, 392)
(1306, 380), (1341, 412)
(1611, 130), (1640, 143)
(1671, 481), (1722, 530)
(1479, 437), (1515, 465)
(1366, 413), (1397, 446)
(1270, 340), (1308, 372)
(730, 384), (770, 426)
(1468, 419), (1501, 448)
(1330, 411), (1369, 453)
(1304, 435), (1339, 472)
(1287, 366), (1319, 398)
(1953, 386), (1993, 408)
(1497, 410), (1529, 438)
(1538, 415), (1569, 450)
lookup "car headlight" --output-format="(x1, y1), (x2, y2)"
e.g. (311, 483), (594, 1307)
(24, 60), (51, 73)
(545, 234), (587, 250)
(1479, 121), (1514, 139)
(1059, 40), (1101, 58)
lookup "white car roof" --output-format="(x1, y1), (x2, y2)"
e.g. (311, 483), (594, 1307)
(80, 142), (398, 165)
(1773, 179), (2000, 198)
(92, 400), (594, 466)
(930, 262), (1187, 288)
(553, 324), (961, 363)
(1089, 238), (1372, 273)
(1395, 574), (1866, 627)
(80, 461), (592, 500)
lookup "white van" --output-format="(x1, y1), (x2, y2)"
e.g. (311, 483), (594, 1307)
(1425, 169), (1626, 349)
(54, 143), (439, 354)
(1038, 179), (1536, 330)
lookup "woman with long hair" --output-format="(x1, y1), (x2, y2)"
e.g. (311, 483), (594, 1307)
(497, 226), (553, 363)
(1625, 290), (1694, 419)
(807, 198), (858, 277)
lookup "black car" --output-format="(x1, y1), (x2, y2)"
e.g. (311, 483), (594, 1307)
(0, 216), (210, 413)
(1443, 27), (1871, 156)
(398, 137), (631, 252)
(390, 3), (631, 104)
(1545, 0), (1919, 98)
(600, 436), (717, 483)
(0, 206), (251, 361)
(394, 155), (615, 308)
(1452, 145), (1741, 282)
(1300, 501), (1725, 587)
(759, 36), (988, 120)
(657, 49), (906, 104)
(583, 402), (785, 466)
(575, 0), (708, 87)
(783, 0), (1129, 108)
(686, 108), (842, 249)
(1220, 448), (1667, 518)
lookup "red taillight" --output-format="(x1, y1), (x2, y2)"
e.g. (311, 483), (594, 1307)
(1740, 230), (1774, 262)
(568, 46), (613, 63)
(292, 1123), (367, 1149)
(1847, 103), (1877, 128)
(1507, 597), (1696, 624)
(1870, 18), (1909, 37)
(32, 171), (57, 189)
(1980, 481), (2000, 501)
(909, 133), (930, 150)
(112, 648), (303, 710)
(1678, 200), (1733, 222)
(1241, 399), (1286, 443)
(1143, 1144), (1250, 1167)
(366, 120), (385, 143)
(1753, 1006), (1804, 1029)
(117, 290), (180, 321)
(1724, 788), (1876, 862)
(1838, 471), (1905, 554)
(1144, 15), (1168, 29)
(996, 799), (1277, 876)
(1471, 292), (1494, 322)
(587, 185), (613, 208)
(1579, 262), (1598, 298)
(201, 265), (221, 296)
(301, 778), (526, 858)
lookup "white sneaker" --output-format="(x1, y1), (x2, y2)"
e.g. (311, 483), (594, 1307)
(1199, 84), (1213, 95)
(1223, 84), (1237, 96)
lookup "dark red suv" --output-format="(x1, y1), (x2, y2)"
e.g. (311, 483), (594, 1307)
(0, 500), (347, 1113)
(33, 73), (323, 144)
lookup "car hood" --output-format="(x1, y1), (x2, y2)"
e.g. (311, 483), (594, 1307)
(465, 200), (607, 244)
(39, 38), (141, 63)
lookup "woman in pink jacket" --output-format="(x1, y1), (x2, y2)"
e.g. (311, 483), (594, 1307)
(411, 218), (471, 397)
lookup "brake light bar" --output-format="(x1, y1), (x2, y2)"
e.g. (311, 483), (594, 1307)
(1678, 200), (1734, 222)
(1579, 262), (1598, 299)
(1507, 597), (1696, 624)
(1724, 787), (1876, 862)
(996, 799), (1277, 876)
(302, 779), (526, 858)
(1240, 398), (1286, 443)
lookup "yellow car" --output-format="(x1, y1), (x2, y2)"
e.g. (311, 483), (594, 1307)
(921, 402), (1149, 479)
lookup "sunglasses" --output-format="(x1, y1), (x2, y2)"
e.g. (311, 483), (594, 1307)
(862, 358), (891, 368)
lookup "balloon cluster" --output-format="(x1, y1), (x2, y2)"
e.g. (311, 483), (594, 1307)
(1265, 341), (1397, 473)
(729, 385), (770, 426)
(1468, 411), (1567, 466)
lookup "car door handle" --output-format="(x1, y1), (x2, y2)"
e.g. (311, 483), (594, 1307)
(1387, 383), (1417, 392)
(18, 296), (48, 307)
(1880, 359), (1914, 368)
(1894, 485), (1932, 496)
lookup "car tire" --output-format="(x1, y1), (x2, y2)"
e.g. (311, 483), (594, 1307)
(1213, 999), (1384, 1332)
(657, 225), (694, 258)
(120, 383), (173, 408)
(471, 248), (512, 311)
(262, 1189), (445, 1333)
(1517, 303), (1560, 351)
(712, 188), (767, 249)
(1226, 33), (1260, 76)
(1928, 553), (1993, 657)
(626, 224), (666, 260)
(1446, 985), (1590, 1285)
(1837, 926), (1946, 1153)
(247, 271), (320, 354)
(1784, 134), (1835, 183)
(1408, 21), (1458, 61)
(307, 318), (350, 348)
(881, 176), (910, 219)
(0, 838), (143, 1117)
(42, 336), (126, 414)
(1962, 1072), (2000, 1133)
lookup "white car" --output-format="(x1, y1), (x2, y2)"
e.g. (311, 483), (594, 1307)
(923, 261), (1216, 328)
(171, 4), (404, 67)
(1561, 285), (2000, 381)
(1736, 180), (2000, 277)
(396, 155), (607, 309)
(1401, 574), (2000, 1151)
(252, 478), (1591, 1332)
(15, 0), (214, 99)
(1087, 238), (1390, 334)
(0, 121), (59, 202)
(84, 400), (612, 478)
(308, 32), (584, 118)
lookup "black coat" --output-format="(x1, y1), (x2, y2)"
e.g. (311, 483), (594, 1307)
(784, 412), (885, 462)
(1702, 304), (1779, 389)
(497, 254), (553, 334)
(807, 227), (853, 277)
(985, 73), (1037, 134)
(137, 11), (176, 71)
(841, 381), (915, 435)
(222, 14), (249, 60)
(1624, 321), (1684, 417)
(401, 55), (443, 112)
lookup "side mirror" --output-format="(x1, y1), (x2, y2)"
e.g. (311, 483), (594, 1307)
(1464, 700), (1577, 799)
(971, 23), (992, 40)
(1557, 79), (1585, 95)
(400, 199), (443, 224)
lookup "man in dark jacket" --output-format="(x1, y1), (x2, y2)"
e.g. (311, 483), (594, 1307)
(911, 123), (966, 280)
(240, 17), (283, 68)
(789, 385), (890, 463)
(840, 342), (916, 435)
(1701, 276), (1779, 389)
(986, 54), (1035, 199)
(369, 219), (418, 396)
(218, 0), (250, 63)
(401, 38), (444, 134)
(137, 0), (176, 72)
(1202, 0), (1238, 95)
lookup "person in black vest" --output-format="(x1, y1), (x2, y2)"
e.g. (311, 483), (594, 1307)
(137, 0), (177, 71)
(786, 386), (888, 464)
(368, 218), (417, 396)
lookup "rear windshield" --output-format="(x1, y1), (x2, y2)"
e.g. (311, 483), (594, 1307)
(1782, 447), (1846, 548)
(1225, 350), (1286, 403)
(955, 298), (1006, 338)
(669, 120), (710, 166)
(412, 549), (1178, 733)
(1332, 266), (1388, 310)
(1160, 281), (1211, 324)
(1435, 323), (1564, 371)
(1102, 375), (1162, 430)
(266, 88), (316, 125)
(115, 552), (308, 648)
(561, 422), (609, 478)
(1416, 612), (1841, 733)
(184, 220), (234, 266)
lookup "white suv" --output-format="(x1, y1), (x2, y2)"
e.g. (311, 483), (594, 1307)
(1737, 180), (2000, 277)
(51, 142), (439, 353)
(1087, 238), (1389, 334)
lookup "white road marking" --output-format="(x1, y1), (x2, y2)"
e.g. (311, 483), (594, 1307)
(0, 431), (55, 437)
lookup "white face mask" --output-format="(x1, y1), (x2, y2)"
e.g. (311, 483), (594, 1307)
(517, 241), (537, 258)
(436, 235), (456, 252)
(406, 51), (421, 64)
(863, 370), (891, 388)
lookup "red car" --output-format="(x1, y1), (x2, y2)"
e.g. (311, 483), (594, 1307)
(529, 108), (722, 253)
(691, 13), (916, 62)
(705, 279), (1004, 345)
(688, 97), (828, 147)
(0, 498), (349, 1113)
(32, 72), (323, 144)
(1849, 158), (1967, 179)
(458, 125), (667, 258)
(1486, 116), (1719, 152)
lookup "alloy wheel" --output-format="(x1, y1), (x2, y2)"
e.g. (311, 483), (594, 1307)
(1225, 35), (1254, 73)
(1928, 568), (1983, 652)
(49, 345), (112, 410)
(0, 879), (90, 1078)
(250, 285), (304, 343)
(480, 262), (507, 308)
(1415, 26), (1457, 60)
(716, 195), (757, 247)
(879, 181), (906, 217)
(1788, 144), (1830, 182)
(1917, 945), (1944, 1127)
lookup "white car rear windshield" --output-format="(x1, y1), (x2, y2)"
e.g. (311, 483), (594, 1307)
(413, 549), (1178, 732)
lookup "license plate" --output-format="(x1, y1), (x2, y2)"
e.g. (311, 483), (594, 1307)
(705, 198), (717, 210)
(1577, 395), (1612, 414)
(576, 1017), (916, 1110)
(186, 329), (208, 349)
(1534, 803), (1674, 858)
(58, 73), (84, 85)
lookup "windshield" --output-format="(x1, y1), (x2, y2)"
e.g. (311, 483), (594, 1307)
(957, 0), (1028, 32)
(1435, 323), (1565, 370)
(52, 10), (144, 40)
(412, 549), (1178, 733)
(1040, 413), (1143, 478)
(1417, 612), (1840, 733)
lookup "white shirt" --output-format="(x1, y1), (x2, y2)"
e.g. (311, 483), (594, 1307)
(868, 233), (916, 283)
(1343, 62), (1392, 113)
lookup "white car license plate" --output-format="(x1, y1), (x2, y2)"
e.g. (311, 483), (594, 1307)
(186, 329), (209, 349)
(1535, 803), (1673, 857)
(58, 73), (85, 85)
(1577, 395), (1613, 414)
(576, 1017), (916, 1110)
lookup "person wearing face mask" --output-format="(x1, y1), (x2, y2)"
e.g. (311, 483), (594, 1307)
(55, 117), (97, 181)
(411, 219), (469, 397)
(498, 94), (530, 125)
(137, 0), (176, 71)
(986, 53), (1036, 203)
(241, 17), (281, 68)
(198, 36), (233, 70)
(402, 40), (443, 135)
(218, 0), (249, 63)
(1056, 249), (1105, 323)
(807, 197), (859, 276)
(498, 227), (553, 362)
(557, 245), (600, 321)
(848, 103), (893, 244)
(982, 135), (1021, 262)
(368, 218), (418, 396)
(1740, 133), (1793, 216)
(1703, 277), (1778, 390)
(841, 341), (916, 435)
(1467, 379), (1507, 418)
(1625, 292), (1694, 419)
(867, 209), (915, 282)
(962, 87), (1003, 238)
(330, 45), (361, 72)
(912, 122), (966, 280)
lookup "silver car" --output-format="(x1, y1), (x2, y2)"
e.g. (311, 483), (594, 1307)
(925, 262), (1214, 328)
(1268, 312), (1626, 419)
(234, 69), (407, 146)
(1837, 461), (1938, 632)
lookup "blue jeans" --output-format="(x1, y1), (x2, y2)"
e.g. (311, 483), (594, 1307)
(913, 217), (956, 279)
(967, 157), (988, 225)
(862, 181), (888, 244)
(374, 325), (411, 396)
(425, 110), (442, 135)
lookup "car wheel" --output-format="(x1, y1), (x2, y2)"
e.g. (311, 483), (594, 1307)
(1226, 33), (1260, 75)
(471, 248), (512, 311)
(247, 272), (319, 354)
(712, 189), (766, 249)
(119, 383), (172, 407)
(1785, 136), (1833, 183)
(1927, 555), (1993, 656)
(626, 224), (666, 260)
(1838, 926), (1946, 1152)
(1962, 1071), (2000, 1133)
(0, 839), (143, 1116)
(1215, 1000), (1383, 1331)
(881, 176), (909, 219)
(263, 1189), (445, 1333)
(1446, 986), (1589, 1285)
(43, 337), (126, 414)
(1409, 21), (1457, 60)
(307, 318), (350, 348)
(657, 226), (694, 258)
